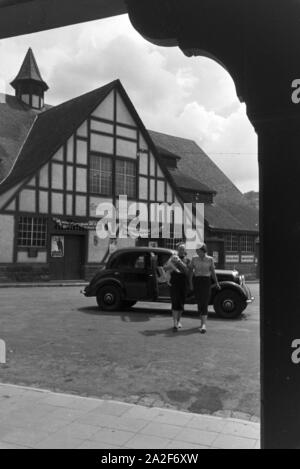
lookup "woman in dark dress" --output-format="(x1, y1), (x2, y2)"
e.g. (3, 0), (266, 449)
(189, 243), (221, 334)
(165, 244), (190, 332)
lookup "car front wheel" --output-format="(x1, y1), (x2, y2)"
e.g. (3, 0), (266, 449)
(213, 289), (245, 319)
(97, 285), (122, 311)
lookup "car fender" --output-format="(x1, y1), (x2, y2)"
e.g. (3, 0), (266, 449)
(94, 278), (125, 297)
(211, 281), (248, 302)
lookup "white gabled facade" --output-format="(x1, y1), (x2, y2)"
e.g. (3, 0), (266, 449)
(0, 83), (202, 281)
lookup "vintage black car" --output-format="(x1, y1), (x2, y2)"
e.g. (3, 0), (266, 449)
(83, 247), (254, 319)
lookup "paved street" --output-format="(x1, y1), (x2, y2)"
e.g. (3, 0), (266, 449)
(0, 284), (260, 419)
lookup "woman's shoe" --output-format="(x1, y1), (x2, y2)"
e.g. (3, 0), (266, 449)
(200, 326), (207, 334)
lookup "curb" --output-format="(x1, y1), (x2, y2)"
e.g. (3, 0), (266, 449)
(0, 282), (88, 289)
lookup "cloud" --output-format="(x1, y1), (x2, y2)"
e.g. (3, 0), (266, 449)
(0, 14), (258, 192)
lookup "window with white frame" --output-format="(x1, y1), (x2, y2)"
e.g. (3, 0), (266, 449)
(240, 235), (255, 253)
(115, 159), (136, 198)
(225, 233), (239, 252)
(89, 155), (112, 195)
(18, 217), (47, 247)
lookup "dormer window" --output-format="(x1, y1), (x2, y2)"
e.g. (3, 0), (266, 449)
(32, 95), (40, 109)
(21, 94), (30, 106)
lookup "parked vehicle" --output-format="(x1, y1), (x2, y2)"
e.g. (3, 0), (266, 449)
(83, 248), (254, 319)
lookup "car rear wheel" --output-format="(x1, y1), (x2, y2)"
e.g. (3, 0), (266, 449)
(213, 289), (245, 319)
(97, 285), (122, 312)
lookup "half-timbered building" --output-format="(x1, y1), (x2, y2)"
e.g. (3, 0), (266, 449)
(0, 49), (205, 281)
(0, 49), (258, 281)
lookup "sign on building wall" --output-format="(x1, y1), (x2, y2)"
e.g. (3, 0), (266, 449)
(51, 236), (64, 258)
(241, 254), (255, 263)
(53, 218), (97, 231)
(225, 254), (240, 263)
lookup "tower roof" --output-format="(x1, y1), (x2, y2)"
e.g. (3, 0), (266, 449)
(10, 48), (49, 91)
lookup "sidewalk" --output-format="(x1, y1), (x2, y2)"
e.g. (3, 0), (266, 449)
(0, 383), (260, 449)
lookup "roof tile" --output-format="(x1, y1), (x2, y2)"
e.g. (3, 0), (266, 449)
(0, 81), (116, 192)
(149, 130), (259, 232)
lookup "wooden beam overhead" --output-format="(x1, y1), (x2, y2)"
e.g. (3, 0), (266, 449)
(0, 0), (128, 39)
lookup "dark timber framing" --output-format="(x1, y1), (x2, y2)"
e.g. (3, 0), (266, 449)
(0, 79), (185, 280)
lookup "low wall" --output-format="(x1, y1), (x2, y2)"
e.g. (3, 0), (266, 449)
(0, 264), (50, 282)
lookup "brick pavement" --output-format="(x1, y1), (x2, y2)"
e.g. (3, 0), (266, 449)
(0, 383), (260, 449)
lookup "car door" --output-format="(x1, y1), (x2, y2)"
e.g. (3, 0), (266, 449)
(114, 252), (154, 300)
(154, 252), (173, 300)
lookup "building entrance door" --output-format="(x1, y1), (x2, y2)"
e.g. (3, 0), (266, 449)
(50, 235), (85, 280)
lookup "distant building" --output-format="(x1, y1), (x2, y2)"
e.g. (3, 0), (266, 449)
(0, 49), (258, 282)
(150, 131), (259, 276)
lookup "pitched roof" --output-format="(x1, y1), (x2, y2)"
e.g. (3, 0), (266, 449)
(10, 48), (48, 91)
(154, 143), (215, 196)
(149, 130), (259, 233)
(0, 76), (258, 234)
(0, 81), (116, 193)
(0, 81), (184, 206)
(0, 93), (41, 182)
(155, 145), (181, 161)
(167, 167), (215, 195)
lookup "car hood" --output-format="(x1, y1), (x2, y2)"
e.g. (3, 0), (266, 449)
(216, 269), (239, 276)
(216, 269), (239, 282)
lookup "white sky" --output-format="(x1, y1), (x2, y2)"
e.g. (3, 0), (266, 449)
(0, 14), (258, 193)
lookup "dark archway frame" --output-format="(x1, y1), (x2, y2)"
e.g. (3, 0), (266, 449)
(1, 0), (300, 449)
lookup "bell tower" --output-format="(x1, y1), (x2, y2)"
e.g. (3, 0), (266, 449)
(10, 48), (48, 110)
